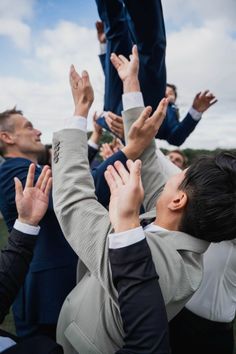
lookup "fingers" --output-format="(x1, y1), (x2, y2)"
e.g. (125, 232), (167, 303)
(40, 169), (52, 193)
(150, 98), (168, 128)
(25, 163), (36, 188)
(104, 170), (117, 194)
(44, 177), (52, 197)
(135, 106), (152, 127)
(118, 54), (129, 64)
(127, 159), (142, 186)
(209, 98), (218, 107)
(106, 165), (123, 187)
(110, 53), (123, 70)
(14, 177), (23, 200)
(114, 161), (129, 184)
(35, 165), (50, 190)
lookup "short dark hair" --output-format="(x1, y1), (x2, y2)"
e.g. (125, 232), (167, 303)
(0, 107), (23, 154)
(179, 152), (236, 242)
(166, 83), (177, 99)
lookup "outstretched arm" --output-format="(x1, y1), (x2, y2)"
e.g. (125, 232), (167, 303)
(0, 164), (51, 323)
(111, 46), (178, 211)
(104, 160), (169, 353)
(165, 90), (217, 146)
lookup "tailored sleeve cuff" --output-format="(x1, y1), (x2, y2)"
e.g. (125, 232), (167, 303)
(122, 92), (144, 111)
(189, 107), (202, 121)
(14, 219), (40, 236)
(64, 116), (87, 131)
(88, 139), (99, 150)
(99, 43), (107, 55)
(108, 226), (145, 249)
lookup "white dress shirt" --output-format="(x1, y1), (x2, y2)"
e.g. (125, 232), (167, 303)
(186, 240), (236, 322)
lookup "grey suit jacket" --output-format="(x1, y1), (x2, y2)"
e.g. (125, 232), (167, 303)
(52, 107), (209, 354)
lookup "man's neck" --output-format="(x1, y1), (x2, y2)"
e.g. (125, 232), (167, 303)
(153, 216), (180, 232)
(4, 151), (38, 164)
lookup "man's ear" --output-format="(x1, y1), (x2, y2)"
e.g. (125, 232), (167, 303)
(168, 190), (188, 211)
(0, 132), (14, 145)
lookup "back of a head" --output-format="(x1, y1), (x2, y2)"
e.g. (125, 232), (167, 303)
(179, 152), (236, 242)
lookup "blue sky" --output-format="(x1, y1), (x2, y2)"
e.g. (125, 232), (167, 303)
(0, 0), (235, 149)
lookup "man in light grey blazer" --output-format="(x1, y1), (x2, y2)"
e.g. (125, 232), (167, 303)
(52, 56), (236, 353)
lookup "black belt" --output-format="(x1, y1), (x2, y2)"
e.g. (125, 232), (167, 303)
(179, 307), (233, 332)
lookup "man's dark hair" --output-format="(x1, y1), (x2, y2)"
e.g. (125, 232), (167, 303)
(179, 152), (236, 242)
(0, 107), (23, 155)
(167, 83), (177, 99)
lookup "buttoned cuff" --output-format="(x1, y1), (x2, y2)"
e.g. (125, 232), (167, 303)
(108, 226), (145, 249)
(14, 219), (40, 236)
(88, 139), (99, 150)
(64, 116), (87, 131)
(189, 107), (202, 121)
(122, 92), (144, 111)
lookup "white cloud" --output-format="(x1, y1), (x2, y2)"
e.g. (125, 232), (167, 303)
(0, 0), (34, 50)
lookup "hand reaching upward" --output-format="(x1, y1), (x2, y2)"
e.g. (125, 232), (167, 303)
(192, 90), (217, 113)
(69, 65), (94, 117)
(105, 159), (143, 233)
(15, 164), (52, 226)
(110, 45), (140, 93)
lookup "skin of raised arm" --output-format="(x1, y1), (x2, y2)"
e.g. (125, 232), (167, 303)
(15, 164), (52, 226)
(52, 66), (116, 297)
(111, 45), (179, 211)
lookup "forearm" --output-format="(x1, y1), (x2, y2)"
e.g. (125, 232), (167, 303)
(110, 232), (169, 354)
(52, 129), (114, 290)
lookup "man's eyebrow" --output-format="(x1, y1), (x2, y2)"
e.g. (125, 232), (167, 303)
(23, 121), (33, 128)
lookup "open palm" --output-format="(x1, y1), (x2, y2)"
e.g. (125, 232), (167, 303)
(15, 164), (52, 226)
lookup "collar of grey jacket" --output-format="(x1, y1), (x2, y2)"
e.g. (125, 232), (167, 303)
(140, 209), (209, 254)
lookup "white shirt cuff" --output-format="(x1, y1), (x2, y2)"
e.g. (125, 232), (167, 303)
(64, 116), (87, 131)
(122, 92), (144, 111)
(99, 43), (107, 55)
(14, 219), (40, 236)
(108, 226), (145, 249)
(88, 139), (99, 150)
(189, 107), (202, 121)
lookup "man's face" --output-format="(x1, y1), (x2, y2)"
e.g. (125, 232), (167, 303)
(167, 151), (185, 169)
(9, 114), (44, 155)
(165, 86), (176, 103)
(156, 169), (186, 212)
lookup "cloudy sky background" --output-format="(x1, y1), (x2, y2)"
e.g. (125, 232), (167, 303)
(0, 0), (235, 149)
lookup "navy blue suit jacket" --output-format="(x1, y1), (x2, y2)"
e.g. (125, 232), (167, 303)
(0, 151), (127, 329)
(98, 54), (199, 146)
(110, 239), (169, 353)
(0, 158), (78, 328)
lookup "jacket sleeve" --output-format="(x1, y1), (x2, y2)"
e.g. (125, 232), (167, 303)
(110, 239), (169, 354)
(166, 110), (199, 146)
(122, 107), (180, 212)
(0, 228), (37, 323)
(52, 129), (117, 301)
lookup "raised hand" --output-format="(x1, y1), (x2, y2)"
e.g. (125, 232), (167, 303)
(15, 164), (52, 226)
(105, 159), (143, 233)
(69, 65), (94, 117)
(192, 90), (217, 113)
(95, 21), (106, 44)
(110, 45), (140, 92)
(122, 98), (169, 160)
(105, 111), (124, 139)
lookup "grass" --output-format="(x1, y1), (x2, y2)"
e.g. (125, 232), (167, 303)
(0, 218), (235, 352)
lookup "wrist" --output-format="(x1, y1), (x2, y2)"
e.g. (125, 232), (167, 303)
(74, 103), (91, 117)
(123, 77), (140, 93)
(18, 217), (39, 227)
(90, 131), (101, 144)
(114, 217), (140, 233)
(122, 144), (143, 160)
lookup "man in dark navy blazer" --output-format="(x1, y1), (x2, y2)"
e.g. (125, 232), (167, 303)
(0, 108), (78, 339)
(95, 0), (217, 146)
